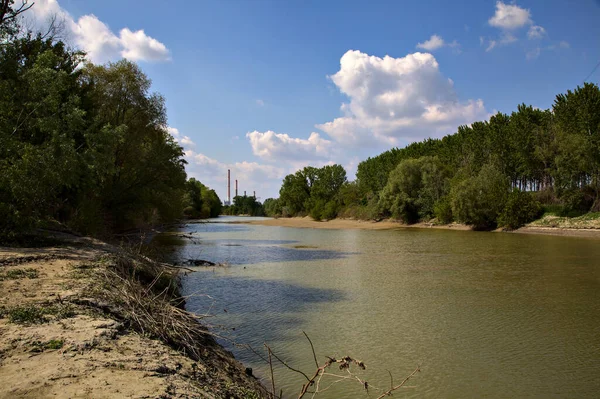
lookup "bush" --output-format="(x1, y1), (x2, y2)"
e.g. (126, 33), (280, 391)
(498, 189), (543, 230)
(451, 164), (509, 230)
(433, 197), (453, 224)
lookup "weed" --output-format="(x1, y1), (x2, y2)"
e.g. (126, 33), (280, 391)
(44, 339), (64, 350)
(7, 303), (77, 325)
(8, 306), (48, 324)
(0, 268), (39, 281)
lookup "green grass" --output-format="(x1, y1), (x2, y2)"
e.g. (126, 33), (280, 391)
(44, 339), (64, 350)
(8, 306), (48, 324)
(0, 268), (39, 281)
(7, 304), (77, 325)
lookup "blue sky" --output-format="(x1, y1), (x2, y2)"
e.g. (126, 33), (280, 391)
(30, 0), (600, 201)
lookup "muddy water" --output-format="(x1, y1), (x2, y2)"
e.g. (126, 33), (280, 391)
(155, 217), (600, 398)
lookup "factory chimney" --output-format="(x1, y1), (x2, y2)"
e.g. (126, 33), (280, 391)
(235, 180), (238, 197)
(227, 169), (231, 204)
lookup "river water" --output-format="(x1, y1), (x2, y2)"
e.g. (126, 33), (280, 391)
(155, 216), (600, 398)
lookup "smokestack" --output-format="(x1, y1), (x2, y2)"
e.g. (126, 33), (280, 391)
(227, 169), (231, 204)
(235, 180), (238, 197)
(244, 190), (246, 197)
(253, 191), (256, 198)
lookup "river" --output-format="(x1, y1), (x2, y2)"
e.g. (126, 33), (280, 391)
(154, 216), (600, 398)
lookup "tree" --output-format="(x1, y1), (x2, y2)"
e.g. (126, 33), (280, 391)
(378, 157), (449, 223)
(451, 164), (510, 230)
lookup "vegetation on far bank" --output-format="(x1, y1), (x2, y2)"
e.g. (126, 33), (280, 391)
(264, 83), (600, 231)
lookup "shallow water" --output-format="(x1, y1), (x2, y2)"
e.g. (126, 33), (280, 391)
(155, 216), (600, 398)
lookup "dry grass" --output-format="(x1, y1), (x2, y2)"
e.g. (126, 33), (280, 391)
(90, 251), (215, 361)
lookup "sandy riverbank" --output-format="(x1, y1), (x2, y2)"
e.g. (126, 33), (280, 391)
(0, 237), (267, 399)
(243, 216), (600, 239)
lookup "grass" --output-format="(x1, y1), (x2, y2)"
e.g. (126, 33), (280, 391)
(8, 306), (48, 324)
(30, 339), (64, 352)
(7, 304), (77, 325)
(529, 211), (600, 229)
(0, 268), (39, 281)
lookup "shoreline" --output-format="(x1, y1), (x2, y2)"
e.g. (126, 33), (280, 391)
(241, 216), (600, 239)
(0, 237), (267, 398)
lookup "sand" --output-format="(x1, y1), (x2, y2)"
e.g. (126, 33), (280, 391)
(242, 216), (600, 239)
(0, 241), (266, 399)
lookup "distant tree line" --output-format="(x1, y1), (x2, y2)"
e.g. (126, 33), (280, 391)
(0, 3), (220, 240)
(222, 195), (264, 216)
(267, 83), (600, 230)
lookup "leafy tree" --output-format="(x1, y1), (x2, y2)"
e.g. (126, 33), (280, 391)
(498, 189), (542, 230)
(451, 164), (510, 230)
(378, 157), (449, 223)
(263, 198), (282, 217)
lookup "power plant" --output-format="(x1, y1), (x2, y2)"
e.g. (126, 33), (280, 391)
(224, 169), (258, 205)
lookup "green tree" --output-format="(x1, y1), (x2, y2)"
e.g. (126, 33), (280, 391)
(378, 157), (449, 223)
(451, 164), (510, 230)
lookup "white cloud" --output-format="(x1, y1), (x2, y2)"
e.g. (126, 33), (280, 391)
(255, 99), (265, 107)
(416, 35), (445, 51)
(180, 136), (196, 147)
(315, 50), (487, 147)
(167, 126), (196, 150)
(488, 1), (532, 30)
(119, 28), (170, 62)
(166, 126), (180, 138)
(185, 152), (287, 200)
(246, 130), (333, 162)
(527, 25), (546, 40)
(485, 39), (498, 52)
(28, 0), (170, 63)
(416, 35), (460, 53)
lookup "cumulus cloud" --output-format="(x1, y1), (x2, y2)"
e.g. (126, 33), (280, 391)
(255, 99), (265, 107)
(416, 35), (445, 51)
(527, 25), (546, 39)
(246, 130), (333, 162)
(27, 0), (170, 63)
(315, 50), (487, 147)
(488, 1), (532, 29)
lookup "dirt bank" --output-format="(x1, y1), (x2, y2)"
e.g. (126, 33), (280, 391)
(243, 216), (470, 231)
(243, 216), (600, 239)
(0, 237), (267, 399)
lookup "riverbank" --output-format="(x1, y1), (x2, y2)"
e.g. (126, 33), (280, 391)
(243, 216), (600, 239)
(0, 236), (267, 398)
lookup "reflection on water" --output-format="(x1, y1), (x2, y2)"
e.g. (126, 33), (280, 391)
(155, 216), (600, 398)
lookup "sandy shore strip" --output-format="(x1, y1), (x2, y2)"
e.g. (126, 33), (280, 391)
(0, 239), (267, 399)
(241, 216), (600, 239)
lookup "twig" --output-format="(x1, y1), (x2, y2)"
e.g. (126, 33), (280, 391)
(376, 365), (421, 398)
(302, 331), (319, 368)
(266, 345), (276, 399)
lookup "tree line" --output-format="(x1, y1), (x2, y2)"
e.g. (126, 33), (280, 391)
(266, 83), (600, 230)
(0, 3), (220, 241)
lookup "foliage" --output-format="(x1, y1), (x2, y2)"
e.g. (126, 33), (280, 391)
(263, 198), (282, 217)
(433, 196), (453, 224)
(279, 164), (347, 218)
(223, 195), (264, 216)
(0, 28), (188, 239)
(378, 157), (449, 223)
(451, 164), (510, 230)
(498, 189), (543, 230)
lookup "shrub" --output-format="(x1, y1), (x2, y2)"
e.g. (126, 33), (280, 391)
(498, 189), (543, 230)
(433, 197), (453, 224)
(451, 164), (510, 230)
